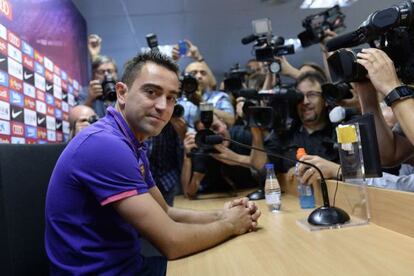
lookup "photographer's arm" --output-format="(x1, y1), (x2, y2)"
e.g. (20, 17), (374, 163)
(214, 109), (235, 126)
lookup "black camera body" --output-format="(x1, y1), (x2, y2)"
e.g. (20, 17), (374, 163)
(146, 33), (159, 50)
(328, 49), (367, 84)
(173, 73), (198, 118)
(298, 5), (346, 48)
(223, 63), (248, 95)
(326, 1), (414, 83)
(101, 74), (117, 102)
(253, 37), (295, 62)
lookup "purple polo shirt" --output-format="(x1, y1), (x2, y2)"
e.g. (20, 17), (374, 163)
(45, 106), (155, 275)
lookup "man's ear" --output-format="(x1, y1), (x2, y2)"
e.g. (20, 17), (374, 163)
(116, 82), (128, 106)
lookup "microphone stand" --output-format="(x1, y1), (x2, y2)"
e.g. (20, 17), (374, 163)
(219, 137), (350, 226)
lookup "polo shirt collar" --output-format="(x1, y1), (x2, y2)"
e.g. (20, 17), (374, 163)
(106, 106), (146, 151)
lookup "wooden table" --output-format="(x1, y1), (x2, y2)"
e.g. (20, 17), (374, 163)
(167, 191), (414, 276)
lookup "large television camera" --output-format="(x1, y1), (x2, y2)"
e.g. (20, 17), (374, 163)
(326, 0), (414, 84)
(241, 18), (295, 62)
(298, 5), (346, 48)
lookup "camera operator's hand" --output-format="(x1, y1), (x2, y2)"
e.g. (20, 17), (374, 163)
(275, 56), (301, 79)
(357, 48), (402, 97)
(337, 83), (360, 111)
(172, 40), (203, 62)
(297, 155), (340, 186)
(211, 144), (241, 166)
(85, 79), (103, 106)
(88, 34), (102, 62)
(183, 132), (197, 155)
(170, 117), (187, 141)
(320, 29), (337, 50)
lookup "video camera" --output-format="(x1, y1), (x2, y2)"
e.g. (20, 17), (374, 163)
(326, 0), (414, 84)
(298, 5), (346, 48)
(223, 63), (248, 95)
(241, 18), (295, 62)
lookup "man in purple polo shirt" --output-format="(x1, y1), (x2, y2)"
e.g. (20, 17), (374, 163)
(45, 51), (261, 275)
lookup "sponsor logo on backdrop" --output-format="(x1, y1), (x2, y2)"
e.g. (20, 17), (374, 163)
(0, 38), (6, 55)
(61, 70), (67, 80)
(34, 61), (44, 76)
(62, 121), (69, 134)
(26, 138), (36, 144)
(25, 125), (37, 138)
(0, 0), (13, 21)
(47, 129), (56, 142)
(10, 105), (23, 122)
(37, 127), (47, 139)
(24, 96), (35, 110)
(34, 50), (43, 64)
(0, 23), (6, 40)
(22, 41), (33, 57)
(55, 109), (62, 120)
(61, 101), (68, 112)
(0, 85), (8, 101)
(11, 137), (25, 144)
(36, 100), (46, 114)
(0, 119), (10, 135)
(53, 64), (60, 75)
(44, 56), (53, 71)
(53, 84), (62, 99)
(68, 93), (75, 106)
(11, 121), (24, 136)
(56, 131), (63, 142)
(0, 134), (10, 143)
(0, 69), (8, 86)
(46, 115), (55, 130)
(34, 73), (45, 91)
(23, 82), (35, 98)
(36, 89), (45, 101)
(61, 81), (67, 91)
(62, 112), (68, 121)
(67, 85), (73, 94)
(53, 74), (61, 86)
(73, 80), (79, 90)
(55, 119), (62, 131)
(7, 31), (20, 48)
(55, 99), (61, 109)
(23, 54), (34, 70)
(0, 52), (7, 71)
(37, 112), (46, 127)
(23, 67), (34, 85)
(45, 70), (53, 82)
(46, 93), (54, 106)
(7, 42), (21, 63)
(24, 108), (36, 126)
(0, 100), (9, 120)
(45, 82), (53, 93)
(8, 57), (22, 80)
(10, 90), (23, 107)
(46, 105), (54, 116)
(9, 76), (22, 91)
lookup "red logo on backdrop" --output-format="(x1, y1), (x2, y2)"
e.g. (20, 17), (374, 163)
(7, 31), (20, 48)
(55, 99), (62, 109)
(34, 50), (43, 64)
(47, 105), (54, 116)
(9, 76), (22, 92)
(37, 127), (47, 139)
(56, 131), (63, 142)
(24, 96), (35, 110)
(11, 121), (24, 137)
(61, 81), (67, 91)
(36, 90), (45, 101)
(45, 70), (53, 82)
(0, 134), (10, 143)
(63, 112), (68, 121)
(0, 38), (7, 55)
(23, 55), (34, 70)
(54, 65), (61, 75)
(0, 86), (9, 101)
(0, 0), (13, 21)
(26, 138), (37, 144)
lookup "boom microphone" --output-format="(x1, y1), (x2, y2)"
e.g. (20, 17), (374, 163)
(329, 106), (359, 123)
(204, 135), (224, 145)
(241, 34), (258, 45)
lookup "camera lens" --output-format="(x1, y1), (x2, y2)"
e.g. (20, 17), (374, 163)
(181, 73), (198, 94)
(101, 75), (117, 102)
(173, 104), (184, 117)
(322, 82), (353, 103)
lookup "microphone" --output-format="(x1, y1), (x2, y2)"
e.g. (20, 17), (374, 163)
(241, 34), (258, 45)
(325, 30), (365, 52)
(329, 106), (359, 123)
(204, 134), (350, 226)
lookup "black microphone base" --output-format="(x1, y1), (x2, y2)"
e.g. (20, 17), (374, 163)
(307, 206), (350, 226)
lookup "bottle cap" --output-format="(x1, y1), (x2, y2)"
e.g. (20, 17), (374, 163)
(265, 163), (274, 169)
(296, 147), (307, 159)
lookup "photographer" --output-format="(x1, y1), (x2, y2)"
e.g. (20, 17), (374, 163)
(68, 105), (98, 139)
(181, 114), (265, 198)
(172, 40), (235, 126)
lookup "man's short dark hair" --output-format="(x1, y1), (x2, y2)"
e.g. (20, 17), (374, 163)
(299, 62), (327, 79)
(92, 55), (117, 74)
(121, 51), (179, 88)
(296, 71), (327, 88)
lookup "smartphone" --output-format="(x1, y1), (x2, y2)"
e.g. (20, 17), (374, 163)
(178, 40), (188, 56)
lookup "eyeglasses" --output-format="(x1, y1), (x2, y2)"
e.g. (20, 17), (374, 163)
(298, 91), (322, 101)
(95, 69), (116, 76)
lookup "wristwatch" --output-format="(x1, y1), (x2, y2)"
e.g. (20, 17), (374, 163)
(384, 85), (414, 107)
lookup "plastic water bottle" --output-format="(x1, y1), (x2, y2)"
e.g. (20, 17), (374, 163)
(264, 163), (281, 212)
(295, 148), (315, 209)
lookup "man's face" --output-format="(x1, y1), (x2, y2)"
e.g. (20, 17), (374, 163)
(186, 62), (211, 91)
(247, 60), (264, 76)
(119, 62), (180, 141)
(74, 109), (97, 135)
(93, 62), (117, 82)
(296, 79), (326, 126)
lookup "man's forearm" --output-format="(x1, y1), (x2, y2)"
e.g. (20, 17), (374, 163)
(392, 98), (414, 147)
(214, 109), (235, 126)
(250, 129), (266, 170)
(167, 206), (222, 224)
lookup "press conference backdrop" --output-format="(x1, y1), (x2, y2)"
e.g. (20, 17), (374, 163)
(0, 0), (88, 144)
